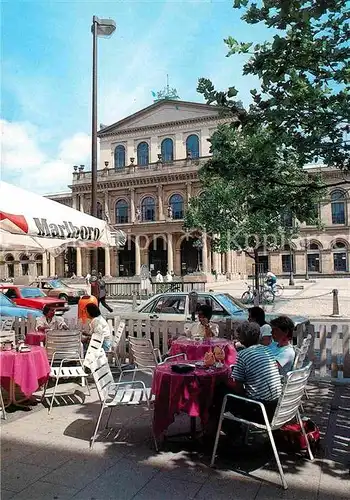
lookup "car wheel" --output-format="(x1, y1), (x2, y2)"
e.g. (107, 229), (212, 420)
(59, 294), (68, 302)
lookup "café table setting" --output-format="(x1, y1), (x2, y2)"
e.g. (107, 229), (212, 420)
(152, 339), (237, 439)
(0, 339), (50, 407)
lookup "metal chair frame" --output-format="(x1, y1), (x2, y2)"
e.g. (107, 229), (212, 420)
(210, 362), (314, 490)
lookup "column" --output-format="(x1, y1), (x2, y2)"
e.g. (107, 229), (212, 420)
(217, 254), (222, 274)
(135, 236), (141, 275)
(186, 182), (192, 205)
(104, 192), (110, 223)
(175, 248), (181, 276)
(79, 194), (85, 213)
(167, 233), (174, 272)
(72, 195), (78, 210)
(130, 188), (136, 223)
(42, 251), (48, 277)
(202, 233), (208, 273)
(76, 248), (82, 277)
(49, 254), (56, 277)
(158, 185), (164, 221)
(105, 247), (111, 276)
(212, 252), (219, 273)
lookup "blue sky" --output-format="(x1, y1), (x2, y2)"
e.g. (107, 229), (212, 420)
(1, 0), (271, 193)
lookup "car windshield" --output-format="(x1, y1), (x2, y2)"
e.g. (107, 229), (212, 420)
(216, 294), (245, 314)
(0, 293), (16, 307)
(21, 288), (45, 298)
(50, 280), (66, 289)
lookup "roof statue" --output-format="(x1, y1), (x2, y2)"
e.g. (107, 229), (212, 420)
(152, 75), (180, 102)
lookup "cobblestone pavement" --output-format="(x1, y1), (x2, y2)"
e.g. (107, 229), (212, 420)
(1, 379), (349, 499)
(211, 278), (350, 319)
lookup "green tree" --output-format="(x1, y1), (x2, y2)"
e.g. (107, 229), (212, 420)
(184, 126), (325, 289)
(198, 0), (350, 171)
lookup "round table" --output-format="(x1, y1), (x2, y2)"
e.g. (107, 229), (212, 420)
(0, 346), (50, 405)
(152, 362), (230, 437)
(169, 338), (237, 366)
(25, 332), (46, 346)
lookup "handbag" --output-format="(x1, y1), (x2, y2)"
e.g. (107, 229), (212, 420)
(276, 418), (320, 452)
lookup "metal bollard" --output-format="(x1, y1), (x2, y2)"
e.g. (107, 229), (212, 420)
(331, 289), (340, 316)
(132, 290), (137, 311)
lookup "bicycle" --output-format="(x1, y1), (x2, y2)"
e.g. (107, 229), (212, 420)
(241, 283), (275, 305)
(265, 281), (284, 298)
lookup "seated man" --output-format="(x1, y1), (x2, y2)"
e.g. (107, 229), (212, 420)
(36, 305), (68, 332)
(188, 304), (219, 339)
(212, 321), (282, 425)
(269, 316), (296, 376)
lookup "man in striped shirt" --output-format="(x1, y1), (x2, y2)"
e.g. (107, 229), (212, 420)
(213, 321), (282, 424)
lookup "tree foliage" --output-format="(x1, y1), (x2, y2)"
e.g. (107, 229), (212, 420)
(198, 0), (350, 170)
(184, 126), (324, 259)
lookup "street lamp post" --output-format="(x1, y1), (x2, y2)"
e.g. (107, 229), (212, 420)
(289, 243), (295, 286)
(304, 238), (309, 281)
(90, 15), (116, 271)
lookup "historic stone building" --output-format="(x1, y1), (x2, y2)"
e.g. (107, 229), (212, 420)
(1, 98), (349, 279)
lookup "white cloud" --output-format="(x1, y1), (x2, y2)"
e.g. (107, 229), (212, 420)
(1, 119), (90, 194)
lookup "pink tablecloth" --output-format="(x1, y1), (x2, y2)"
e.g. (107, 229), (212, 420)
(0, 346), (50, 397)
(152, 362), (230, 437)
(25, 332), (46, 346)
(169, 338), (237, 366)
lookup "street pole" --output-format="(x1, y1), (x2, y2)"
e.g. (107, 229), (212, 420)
(91, 16), (98, 271)
(289, 244), (295, 286)
(304, 238), (309, 281)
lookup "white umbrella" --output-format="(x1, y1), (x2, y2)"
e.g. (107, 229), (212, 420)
(0, 181), (126, 254)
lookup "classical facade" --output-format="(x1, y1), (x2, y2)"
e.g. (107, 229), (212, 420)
(1, 99), (349, 279)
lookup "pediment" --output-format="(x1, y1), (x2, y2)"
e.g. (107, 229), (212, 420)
(99, 100), (220, 136)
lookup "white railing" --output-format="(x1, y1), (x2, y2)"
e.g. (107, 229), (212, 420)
(9, 316), (349, 381)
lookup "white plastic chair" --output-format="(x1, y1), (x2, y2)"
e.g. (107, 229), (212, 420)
(89, 350), (157, 450)
(0, 317), (15, 344)
(108, 319), (125, 370)
(210, 362), (314, 490)
(293, 334), (312, 370)
(128, 337), (186, 377)
(43, 330), (90, 414)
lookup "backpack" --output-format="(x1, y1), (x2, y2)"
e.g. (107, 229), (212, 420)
(276, 418), (320, 452)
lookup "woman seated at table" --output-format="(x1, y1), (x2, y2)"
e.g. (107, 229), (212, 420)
(36, 305), (68, 332)
(84, 303), (111, 352)
(210, 321), (282, 427)
(188, 305), (219, 339)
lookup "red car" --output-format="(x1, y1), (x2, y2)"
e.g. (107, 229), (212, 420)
(0, 286), (69, 313)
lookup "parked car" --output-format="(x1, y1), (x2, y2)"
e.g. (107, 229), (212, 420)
(0, 292), (42, 319)
(30, 279), (87, 304)
(0, 286), (69, 313)
(124, 291), (308, 329)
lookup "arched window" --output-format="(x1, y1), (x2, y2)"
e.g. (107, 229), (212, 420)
(331, 190), (346, 224)
(307, 242), (321, 272)
(35, 254), (43, 277)
(141, 196), (155, 222)
(5, 254), (14, 279)
(96, 202), (103, 220)
(186, 134), (199, 159)
(114, 145), (125, 168)
(20, 254), (29, 276)
(332, 241), (348, 272)
(161, 138), (174, 162)
(169, 194), (184, 220)
(115, 199), (129, 224)
(137, 142), (149, 166)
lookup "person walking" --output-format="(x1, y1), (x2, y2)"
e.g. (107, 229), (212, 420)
(98, 272), (113, 313)
(90, 269), (99, 300)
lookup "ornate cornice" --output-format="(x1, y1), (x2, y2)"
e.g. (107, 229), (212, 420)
(99, 116), (233, 142)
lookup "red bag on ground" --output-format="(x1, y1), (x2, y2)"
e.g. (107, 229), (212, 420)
(277, 418), (320, 452)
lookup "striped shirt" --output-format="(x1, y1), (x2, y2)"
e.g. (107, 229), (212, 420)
(232, 344), (282, 401)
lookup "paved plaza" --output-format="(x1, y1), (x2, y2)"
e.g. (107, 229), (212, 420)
(1, 377), (349, 500)
(210, 278), (350, 319)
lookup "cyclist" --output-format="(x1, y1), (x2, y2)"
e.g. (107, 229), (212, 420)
(265, 270), (277, 293)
